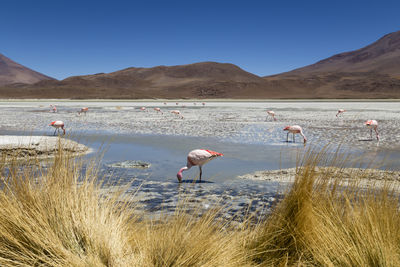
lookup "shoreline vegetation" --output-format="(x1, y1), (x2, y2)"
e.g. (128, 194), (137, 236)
(0, 142), (400, 266)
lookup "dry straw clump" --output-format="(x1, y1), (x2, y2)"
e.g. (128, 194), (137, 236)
(0, 147), (136, 266)
(247, 147), (400, 266)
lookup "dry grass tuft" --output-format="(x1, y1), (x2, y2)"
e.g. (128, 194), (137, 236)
(129, 209), (250, 267)
(247, 147), (400, 266)
(0, 146), (136, 266)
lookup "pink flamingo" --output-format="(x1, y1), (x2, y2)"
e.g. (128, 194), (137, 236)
(140, 107), (146, 111)
(177, 149), (224, 182)
(78, 107), (89, 115)
(202, 102), (206, 106)
(364, 120), (379, 141)
(50, 104), (57, 113)
(336, 109), (346, 117)
(283, 125), (307, 143)
(49, 121), (65, 135)
(154, 107), (163, 114)
(266, 110), (277, 121)
(171, 110), (184, 119)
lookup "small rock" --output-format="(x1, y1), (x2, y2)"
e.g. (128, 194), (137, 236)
(107, 160), (151, 169)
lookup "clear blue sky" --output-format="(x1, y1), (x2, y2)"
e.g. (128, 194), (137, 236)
(1, 0), (399, 80)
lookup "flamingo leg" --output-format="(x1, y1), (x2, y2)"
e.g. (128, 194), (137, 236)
(375, 127), (379, 141)
(370, 129), (373, 139)
(53, 129), (57, 136)
(293, 133), (295, 143)
(199, 166), (202, 182)
(286, 132), (289, 142)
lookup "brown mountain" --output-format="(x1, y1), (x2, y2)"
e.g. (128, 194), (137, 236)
(0, 53), (54, 86)
(1, 62), (274, 99)
(264, 30), (400, 98)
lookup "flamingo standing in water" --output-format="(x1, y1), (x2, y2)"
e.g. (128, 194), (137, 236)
(266, 110), (277, 121)
(140, 107), (146, 111)
(49, 121), (66, 135)
(283, 125), (307, 143)
(171, 110), (184, 119)
(50, 104), (57, 113)
(78, 107), (89, 115)
(336, 109), (346, 117)
(154, 107), (163, 114)
(364, 120), (379, 141)
(177, 149), (224, 182)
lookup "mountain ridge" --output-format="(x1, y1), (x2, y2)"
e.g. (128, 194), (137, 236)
(0, 53), (54, 86)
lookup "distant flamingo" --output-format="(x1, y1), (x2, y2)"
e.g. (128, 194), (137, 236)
(154, 107), (163, 114)
(50, 104), (57, 113)
(177, 149), (224, 182)
(49, 121), (65, 135)
(283, 125), (307, 143)
(176, 102), (179, 105)
(336, 109), (346, 117)
(202, 102), (206, 106)
(364, 120), (379, 141)
(171, 110), (184, 119)
(266, 110), (277, 121)
(164, 102), (167, 105)
(78, 107), (89, 115)
(140, 107), (146, 111)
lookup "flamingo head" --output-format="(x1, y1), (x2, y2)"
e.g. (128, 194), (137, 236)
(177, 169), (183, 183)
(283, 126), (290, 131)
(49, 121), (55, 126)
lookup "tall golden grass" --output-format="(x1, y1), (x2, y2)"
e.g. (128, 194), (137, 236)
(247, 148), (400, 266)
(0, 142), (399, 266)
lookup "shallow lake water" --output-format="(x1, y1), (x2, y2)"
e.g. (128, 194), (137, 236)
(1, 100), (400, 220)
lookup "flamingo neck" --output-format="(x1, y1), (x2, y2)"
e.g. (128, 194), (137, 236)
(300, 131), (307, 143)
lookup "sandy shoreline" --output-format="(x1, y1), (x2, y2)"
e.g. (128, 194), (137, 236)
(238, 167), (400, 188)
(0, 136), (89, 159)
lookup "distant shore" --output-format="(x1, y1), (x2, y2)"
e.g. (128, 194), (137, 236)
(0, 98), (399, 102)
